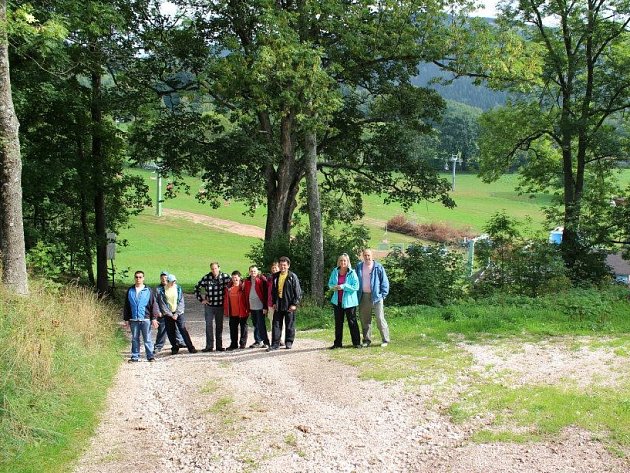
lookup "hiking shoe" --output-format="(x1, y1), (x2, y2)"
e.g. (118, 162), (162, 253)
(380, 342), (389, 347)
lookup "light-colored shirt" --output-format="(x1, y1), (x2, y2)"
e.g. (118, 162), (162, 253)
(362, 262), (373, 293)
(278, 272), (288, 299)
(165, 285), (178, 312)
(249, 279), (263, 310)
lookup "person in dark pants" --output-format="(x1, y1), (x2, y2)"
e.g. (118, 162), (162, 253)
(154, 271), (185, 353)
(327, 253), (361, 349)
(155, 274), (197, 355)
(244, 265), (269, 348)
(268, 256), (302, 351)
(224, 271), (249, 350)
(195, 262), (231, 352)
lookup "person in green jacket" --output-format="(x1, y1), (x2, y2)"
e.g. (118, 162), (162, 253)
(327, 253), (361, 349)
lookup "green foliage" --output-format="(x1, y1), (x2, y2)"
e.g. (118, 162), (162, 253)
(472, 211), (569, 297)
(383, 244), (465, 306)
(247, 225), (370, 296)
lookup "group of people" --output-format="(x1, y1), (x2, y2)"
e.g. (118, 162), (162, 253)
(122, 249), (390, 362)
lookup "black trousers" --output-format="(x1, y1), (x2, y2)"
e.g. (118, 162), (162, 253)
(333, 305), (361, 347)
(272, 310), (295, 346)
(229, 316), (249, 348)
(165, 314), (195, 351)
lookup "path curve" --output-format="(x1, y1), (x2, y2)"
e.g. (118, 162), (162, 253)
(163, 208), (265, 239)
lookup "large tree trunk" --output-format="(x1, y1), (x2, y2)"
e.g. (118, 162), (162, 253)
(263, 113), (301, 242)
(91, 70), (108, 294)
(0, 0), (28, 295)
(304, 130), (324, 305)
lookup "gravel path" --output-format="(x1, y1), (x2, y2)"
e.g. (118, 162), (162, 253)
(74, 295), (628, 472)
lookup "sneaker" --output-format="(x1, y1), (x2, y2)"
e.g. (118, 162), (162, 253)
(201, 348), (212, 353)
(263, 344), (270, 349)
(178, 343), (187, 348)
(285, 342), (293, 349)
(154, 347), (162, 353)
(266, 345), (279, 352)
(328, 345), (341, 350)
(128, 358), (139, 363)
(226, 346), (238, 351)
(361, 341), (371, 348)
(381, 342), (389, 347)
(353, 344), (362, 349)
(189, 348), (198, 354)
(148, 358), (155, 362)
(171, 348), (180, 355)
(249, 342), (263, 348)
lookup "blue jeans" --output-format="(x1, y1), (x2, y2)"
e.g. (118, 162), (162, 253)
(130, 319), (154, 360)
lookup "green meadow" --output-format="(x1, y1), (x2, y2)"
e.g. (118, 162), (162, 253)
(117, 168), (630, 288)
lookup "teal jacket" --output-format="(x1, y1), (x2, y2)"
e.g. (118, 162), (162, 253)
(328, 267), (359, 309)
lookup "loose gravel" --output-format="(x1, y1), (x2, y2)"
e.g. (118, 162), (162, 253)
(74, 295), (629, 472)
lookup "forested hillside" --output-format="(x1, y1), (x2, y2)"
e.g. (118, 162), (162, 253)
(413, 61), (508, 110)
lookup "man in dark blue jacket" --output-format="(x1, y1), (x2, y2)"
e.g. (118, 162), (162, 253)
(123, 270), (160, 362)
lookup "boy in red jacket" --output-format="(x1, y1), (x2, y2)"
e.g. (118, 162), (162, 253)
(224, 271), (249, 350)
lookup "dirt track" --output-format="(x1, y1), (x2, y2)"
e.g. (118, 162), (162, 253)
(74, 294), (628, 472)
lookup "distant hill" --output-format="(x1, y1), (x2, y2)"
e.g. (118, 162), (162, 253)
(413, 62), (507, 110)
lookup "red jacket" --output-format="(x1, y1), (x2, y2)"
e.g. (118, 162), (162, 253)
(243, 275), (268, 312)
(223, 284), (248, 317)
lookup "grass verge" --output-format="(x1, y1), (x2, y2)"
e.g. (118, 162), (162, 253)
(0, 281), (125, 473)
(297, 287), (630, 452)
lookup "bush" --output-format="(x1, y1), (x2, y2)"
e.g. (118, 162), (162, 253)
(472, 239), (570, 297)
(386, 214), (475, 243)
(247, 224), (370, 296)
(383, 244), (465, 306)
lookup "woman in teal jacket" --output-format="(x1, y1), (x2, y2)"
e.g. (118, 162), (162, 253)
(327, 253), (361, 349)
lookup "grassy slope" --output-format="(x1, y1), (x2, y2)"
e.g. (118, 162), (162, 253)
(0, 283), (125, 473)
(119, 168), (630, 288)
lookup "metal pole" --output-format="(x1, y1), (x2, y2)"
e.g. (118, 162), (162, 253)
(156, 170), (162, 216)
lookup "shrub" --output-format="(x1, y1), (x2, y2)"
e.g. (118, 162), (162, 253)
(386, 214), (475, 243)
(383, 244), (465, 306)
(247, 224), (370, 296)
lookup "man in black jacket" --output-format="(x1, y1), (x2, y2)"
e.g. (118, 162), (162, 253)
(268, 256), (302, 351)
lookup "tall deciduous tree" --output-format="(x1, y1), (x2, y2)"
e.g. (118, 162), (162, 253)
(443, 1), (630, 271)
(130, 0), (457, 297)
(10, 1), (150, 289)
(0, 0), (27, 294)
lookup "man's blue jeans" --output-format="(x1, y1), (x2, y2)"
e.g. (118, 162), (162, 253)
(130, 319), (154, 360)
